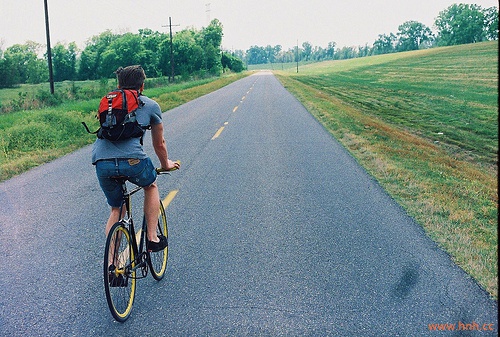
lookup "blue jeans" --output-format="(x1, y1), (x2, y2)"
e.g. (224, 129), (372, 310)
(96, 158), (157, 207)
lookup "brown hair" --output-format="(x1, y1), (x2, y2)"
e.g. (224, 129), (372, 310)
(115, 65), (146, 90)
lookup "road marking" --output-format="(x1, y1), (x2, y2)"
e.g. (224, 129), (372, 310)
(135, 230), (142, 248)
(233, 106), (238, 112)
(116, 229), (133, 268)
(163, 190), (179, 208)
(133, 190), (179, 251)
(211, 126), (225, 140)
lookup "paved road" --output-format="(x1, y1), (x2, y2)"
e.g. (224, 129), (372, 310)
(0, 72), (497, 336)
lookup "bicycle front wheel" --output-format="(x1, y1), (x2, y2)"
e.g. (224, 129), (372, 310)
(103, 222), (136, 322)
(148, 200), (168, 280)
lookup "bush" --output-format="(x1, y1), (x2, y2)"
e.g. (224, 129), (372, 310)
(5, 123), (56, 152)
(222, 53), (245, 73)
(2, 110), (92, 154)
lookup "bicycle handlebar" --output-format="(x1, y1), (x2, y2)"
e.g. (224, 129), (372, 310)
(156, 160), (181, 174)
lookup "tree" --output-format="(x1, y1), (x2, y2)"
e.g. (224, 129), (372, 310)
(201, 19), (224, 74)
(311, 46), (325, 61)
(221, 52), (244, 72)
(358, 44), (371, 57)
(302, 41), (313, 61)
(435, 4), (487, 46)
(232, 49), (245, 62)
(78, 47), (97, 80)
(79, 30), (117, 80)
(1, 42), (46, 85)
(373, 33), (397, 55)
(1, 19), (234, 85)
(273, 45), (282, 62)
(202, 19), (223, 49)
(0, 55), (19, 87)
(484, 7), (499, 41)
(100, 33), (146, 78)
(52, 42), (77, 81)
(139, 28), (167, 77)
(281, 48), (296, 63)
(326, 41), (336, 59)
(204, 44), (222, 74)
(396, 21), (433, 51)
(335, 46), (357, 60)
(246, 45), (268, 65)
(171, 28), (202, 76)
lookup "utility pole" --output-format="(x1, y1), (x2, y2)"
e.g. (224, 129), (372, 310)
(296, 39), (299, 73)
(44, 0), (54, 94)
(162, 17), (179, 82)
(205, 3), (211, 25)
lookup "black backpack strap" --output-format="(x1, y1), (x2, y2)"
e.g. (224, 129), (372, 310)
(135, 90), (146, 145)
(119, 89), (127, 111)
(82, 122), (99, 134)
(137, 90), (145, 107)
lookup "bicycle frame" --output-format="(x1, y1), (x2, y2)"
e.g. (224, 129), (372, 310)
(116, 181), (151, 279)
(104, 166), (176, 322)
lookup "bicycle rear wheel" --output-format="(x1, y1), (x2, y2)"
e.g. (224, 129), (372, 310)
(148, 200), (168, 280)
(103, 222), (136, 322)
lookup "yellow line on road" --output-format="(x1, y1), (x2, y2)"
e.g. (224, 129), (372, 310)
(134, 190), (179, 251)
(163, 190), (179, 208)
(135, 230), (142, 248)
(233, 106), (238, 112)
(211, 126), (225, 140)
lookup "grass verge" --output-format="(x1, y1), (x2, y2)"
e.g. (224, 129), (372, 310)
(0, 72), (250, 182)
(275, 41), (498, 298)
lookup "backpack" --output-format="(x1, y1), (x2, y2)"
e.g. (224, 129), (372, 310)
(83, 89), (147, 142)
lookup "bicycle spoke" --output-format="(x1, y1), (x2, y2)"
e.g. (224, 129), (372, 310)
(104, 222), (136, 322)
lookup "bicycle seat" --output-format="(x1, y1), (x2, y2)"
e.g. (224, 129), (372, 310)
(110, 176), (128, 182)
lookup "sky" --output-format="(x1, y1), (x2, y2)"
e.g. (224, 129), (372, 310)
(1, 0), (498, 53)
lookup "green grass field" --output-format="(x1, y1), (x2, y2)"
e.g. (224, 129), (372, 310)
(275, 41), (498, 298)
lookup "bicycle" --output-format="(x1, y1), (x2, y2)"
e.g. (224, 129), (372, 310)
(103, 165), (179, 322)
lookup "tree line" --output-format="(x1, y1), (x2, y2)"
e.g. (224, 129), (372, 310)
(0, 3), (497, 87)
(0, 19), (244, 88)
(244, 3), (498, 65)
